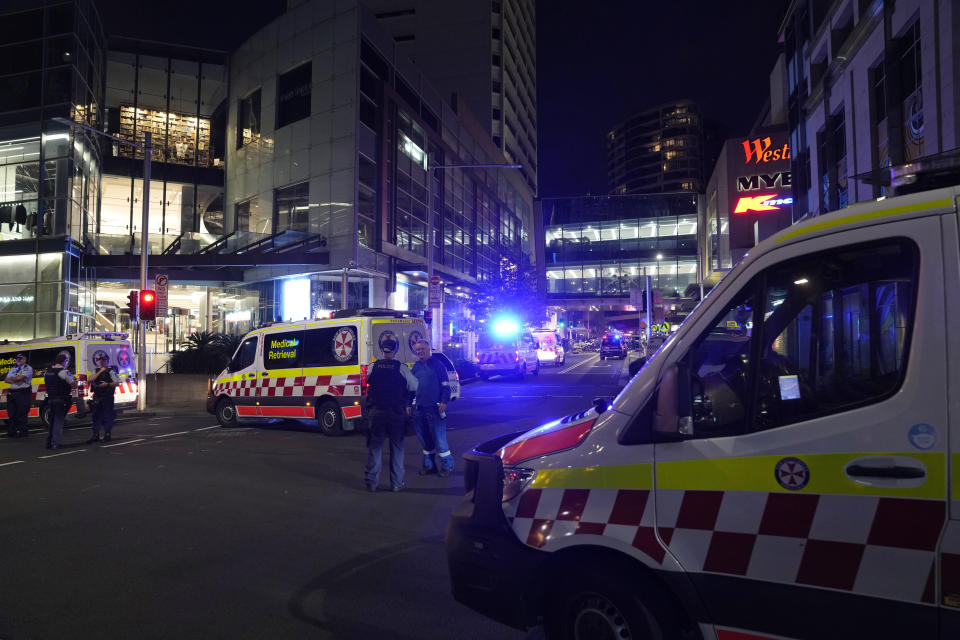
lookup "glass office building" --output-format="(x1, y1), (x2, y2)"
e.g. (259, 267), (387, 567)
(0, 0), (104, 339)
(541, 193), (700, 333)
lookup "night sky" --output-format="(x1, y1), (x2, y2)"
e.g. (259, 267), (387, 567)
(95, 0), (787, 198)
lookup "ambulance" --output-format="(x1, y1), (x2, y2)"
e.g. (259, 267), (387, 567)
(207, 310), (428, 435)
(0, 332), (138, 428)
(447, 174), (960, 638)
(476, 316), (540, 381)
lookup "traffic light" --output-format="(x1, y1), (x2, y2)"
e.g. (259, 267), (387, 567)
(126, 290), (139, 319)
(424, 310), (433, 324)
(139, 289), (157, 322)
(558, 320), (566, 328)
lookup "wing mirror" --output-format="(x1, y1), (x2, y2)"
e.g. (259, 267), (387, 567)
(592, 396), (610, 415)
(653, 362), (694, 441)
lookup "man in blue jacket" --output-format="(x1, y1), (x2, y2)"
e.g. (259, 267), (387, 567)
(411, 340), (453, 476)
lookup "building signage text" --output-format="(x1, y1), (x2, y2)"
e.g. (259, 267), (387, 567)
(742, 137), (791, 164)
(737, 171), (792, 191)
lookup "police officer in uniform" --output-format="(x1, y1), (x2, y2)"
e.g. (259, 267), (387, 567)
(5, 354), (33, 437)
(363, 337), (417, 492)
(44, 353), (75, 450)
(87, 352), (120, 443)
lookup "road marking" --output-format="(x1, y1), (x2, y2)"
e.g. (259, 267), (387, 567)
(0, 460), (25, 467)
(552, 395), (586, 398)
(102, 438), (145, 448)
(154, 431), (190, 438)
(559, 354), (599, 374)
(39, 449), (85, 459)
(469, 395), (505, 399)
(194, 426), (219, 431)
(511, 395), (542, 398)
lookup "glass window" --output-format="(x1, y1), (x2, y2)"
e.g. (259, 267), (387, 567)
(233, 336), (258, 370)
(237, 89), (261, 149)
(264, 331), (302, 370)
(276, 62), (312, 129)
(28, 346), (75, 376)
(754, 239), (917, 429)
(275, 182), (309, 233)
(302, 326), (359, 367)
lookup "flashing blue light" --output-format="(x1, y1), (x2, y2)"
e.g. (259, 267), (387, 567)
(491, 315), (521, 338)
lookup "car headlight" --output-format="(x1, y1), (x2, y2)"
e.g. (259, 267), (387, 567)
(502, 467), (537, 502)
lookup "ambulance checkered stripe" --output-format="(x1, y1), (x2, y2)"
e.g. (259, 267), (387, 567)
(213, 374), (362, 398)
(508, 487), (944, 604)
(1, 379), (136, 404)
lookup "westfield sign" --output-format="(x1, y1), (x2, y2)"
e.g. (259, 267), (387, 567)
(742, 137), (791, 164)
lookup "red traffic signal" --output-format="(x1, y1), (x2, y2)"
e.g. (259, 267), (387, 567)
(126, 290), (139, 318)
(139, 289), (157, 322)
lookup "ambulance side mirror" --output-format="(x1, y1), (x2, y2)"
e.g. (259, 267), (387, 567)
(653, 362), (694, 441)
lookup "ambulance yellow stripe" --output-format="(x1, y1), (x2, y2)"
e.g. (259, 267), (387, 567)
(531, 464), (653, 490)
(953, 453), (960, 501)
(301, 365), (362, 376)
(657, 452), (947, 499)
(775, 198), (952, 244)
(262, 368), (301, 379)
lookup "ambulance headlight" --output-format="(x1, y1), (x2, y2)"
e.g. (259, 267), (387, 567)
(502, 467), (536, 503)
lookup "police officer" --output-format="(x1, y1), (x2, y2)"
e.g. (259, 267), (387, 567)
(412, 340), (453, 477)
(44, 353), (75, 450)
(363, 337), (417, 492)
(87, 353), (120, 443)
(5, 354), (33, 437)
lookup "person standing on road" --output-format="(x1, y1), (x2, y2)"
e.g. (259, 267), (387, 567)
(43, 353), (74, 450)
(87, 353), (120, 444)
(363, 337), (417, 492)
(412, 340), (453, 477)
(5, 354), (33, 437)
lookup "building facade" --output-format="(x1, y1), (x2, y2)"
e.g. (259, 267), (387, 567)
(607, 100), (710, 195)
(780, 0), (960, 218)
(0, 0), (536, 357)
(0, 0), (105, 340)
(541, 193), (700, 334)
(365, 0), (538, 195)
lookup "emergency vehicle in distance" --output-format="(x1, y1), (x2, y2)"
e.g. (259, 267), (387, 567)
(532, 329), (565, 367)
(0, 333), (137, 427)
(446, 160), (960, 639)
(207, 310), (428, 435)
(476, 315), (540, 380)
(599, 332), (627, 360)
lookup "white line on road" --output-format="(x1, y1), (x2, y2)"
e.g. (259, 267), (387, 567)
(39, 449), (85, 459)
(511, 395), (543, 398)
(101, 438), (145, 448)
(193, 426), (219, 431)
(0, 460), (25, 467)
(469, 395), (505, 399)
(154, 431), (190, 438)
(558, 354), (599, 375)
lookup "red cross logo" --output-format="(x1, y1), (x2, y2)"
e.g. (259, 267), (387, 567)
(332, 328), (356, 362)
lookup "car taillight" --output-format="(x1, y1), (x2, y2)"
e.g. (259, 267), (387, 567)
(360, 364), (369, 394)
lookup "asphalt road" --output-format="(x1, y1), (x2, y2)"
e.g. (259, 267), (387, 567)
(0, 352), (633, 640)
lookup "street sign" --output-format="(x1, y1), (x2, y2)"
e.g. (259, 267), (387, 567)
(428, 275), (442, 308)
(155, 273), (169, 318)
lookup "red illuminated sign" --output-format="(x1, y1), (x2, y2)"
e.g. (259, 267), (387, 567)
(733, 194), (793, 213)
(742, 137), (791, 164)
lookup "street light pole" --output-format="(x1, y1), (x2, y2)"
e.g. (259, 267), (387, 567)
(425, 161), (521, 348)
(52, 117), (153, 410)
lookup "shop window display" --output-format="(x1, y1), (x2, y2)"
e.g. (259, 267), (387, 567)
(118, 106), (212, 167)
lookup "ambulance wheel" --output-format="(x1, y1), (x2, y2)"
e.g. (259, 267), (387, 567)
(545, 565), (668, 640)
(517, 364), (526, 380)
(216, 398), (238, 428)
(39, 403), (51, 428)
(600, 355), (605, 361)
(317, 400), (344, 436)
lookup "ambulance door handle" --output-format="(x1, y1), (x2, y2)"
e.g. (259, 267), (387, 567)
(259, 372), (268, 376)
(846, 464), (924, 479)
(844, 455), (927, 488)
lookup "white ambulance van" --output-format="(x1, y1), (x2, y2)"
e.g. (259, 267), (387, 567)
(447, 179), (960, 638)
(207, 310), (428, 435)
(0, 332), (138, 427)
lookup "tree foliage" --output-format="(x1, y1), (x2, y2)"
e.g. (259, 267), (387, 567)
(168, 331), (241, 375)
(464, 256), (545, 329)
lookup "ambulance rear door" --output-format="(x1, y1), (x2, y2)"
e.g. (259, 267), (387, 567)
(940, 199), (960, 637)
(226, 333), (261, 418)
(651, 218), (948, 638)
(371, 318), (425, 366)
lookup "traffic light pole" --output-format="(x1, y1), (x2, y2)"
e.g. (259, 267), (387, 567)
(137, 132), (152, 410)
